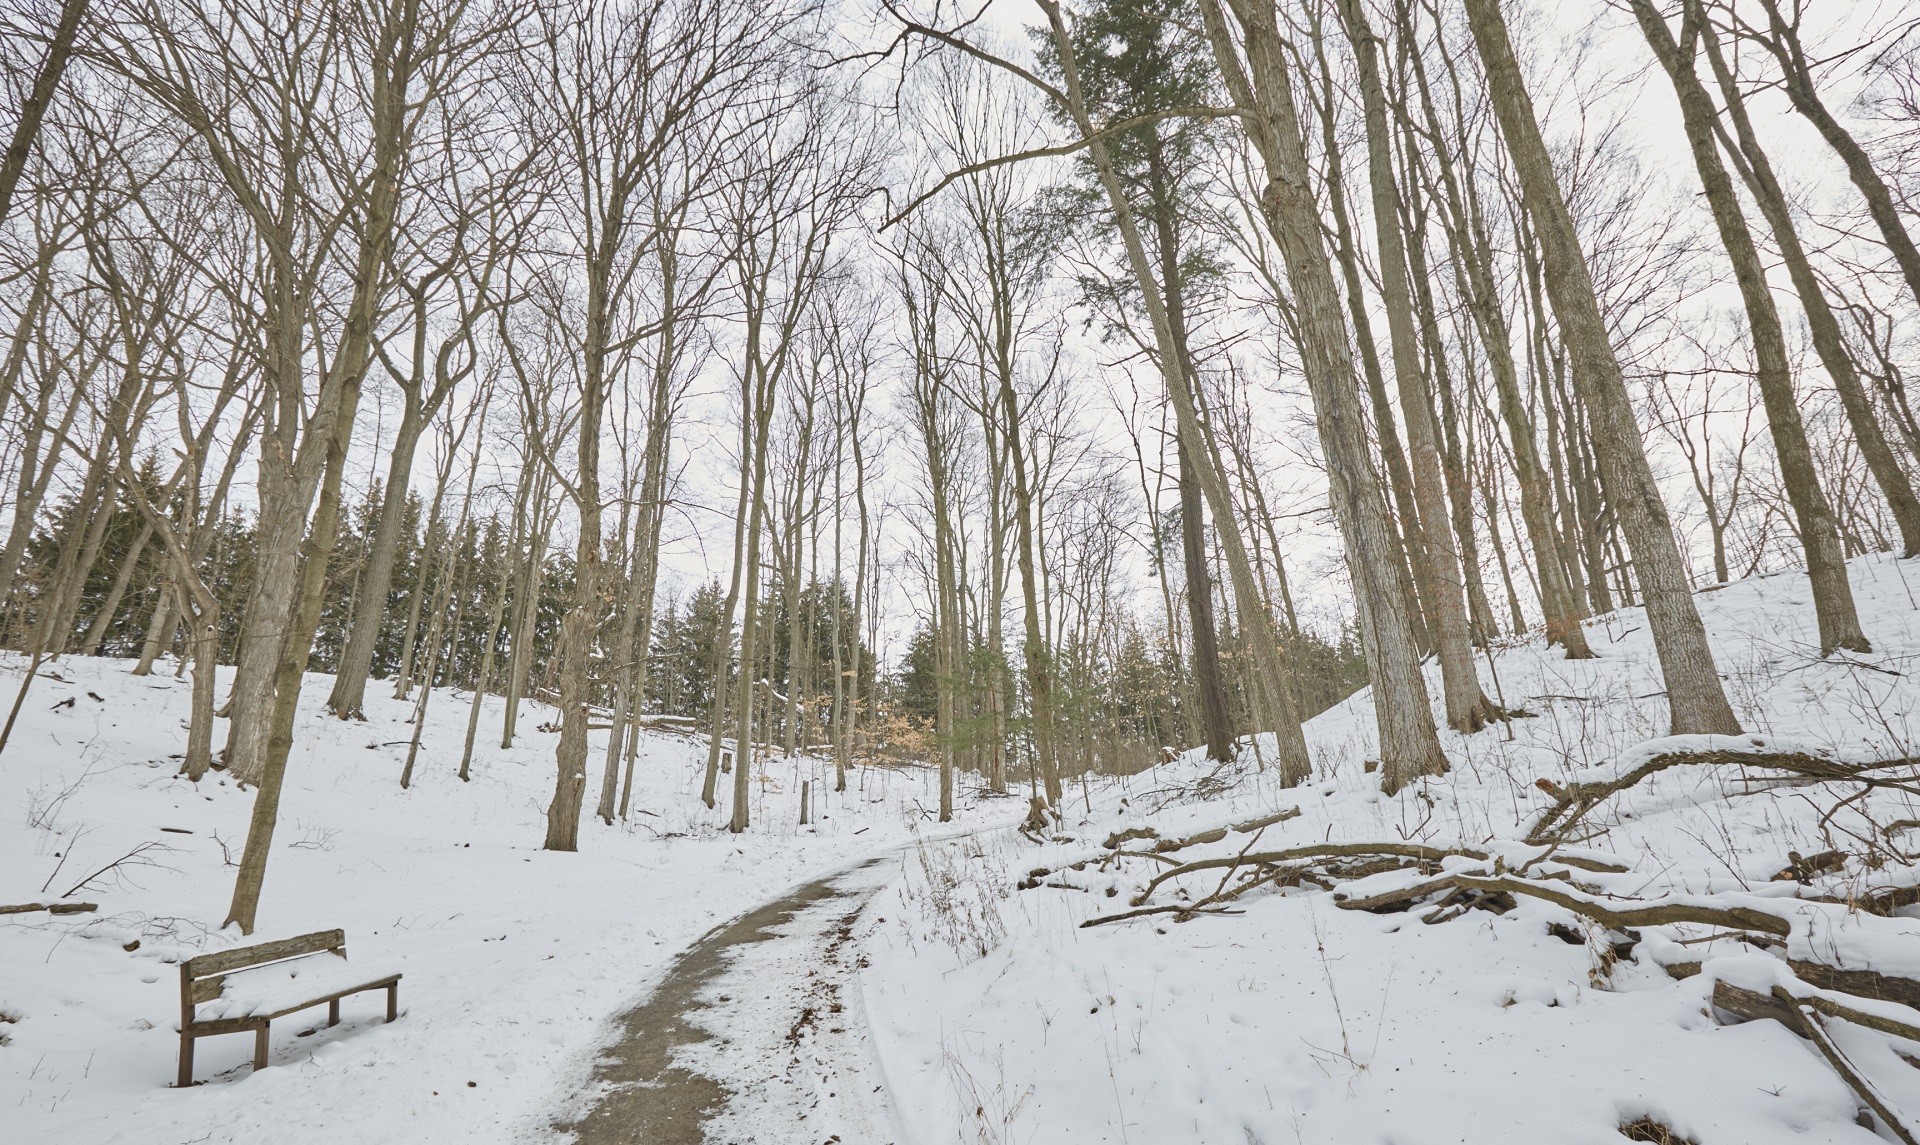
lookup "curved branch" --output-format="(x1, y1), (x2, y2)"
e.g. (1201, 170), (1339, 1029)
(881, 106), (1244, 229)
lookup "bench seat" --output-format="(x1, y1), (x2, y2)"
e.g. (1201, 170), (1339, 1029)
(193, 956), (404, 1023)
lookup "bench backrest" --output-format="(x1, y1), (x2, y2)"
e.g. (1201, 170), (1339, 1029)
(180, 929), (346, 1008)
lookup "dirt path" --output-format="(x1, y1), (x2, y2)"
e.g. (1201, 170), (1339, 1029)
(555, 856), (902, 1145)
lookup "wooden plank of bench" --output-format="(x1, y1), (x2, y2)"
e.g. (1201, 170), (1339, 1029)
(186, 929), (344, 978)
(254, 975), (401, 1022)
(184, 1015), (272, 1037)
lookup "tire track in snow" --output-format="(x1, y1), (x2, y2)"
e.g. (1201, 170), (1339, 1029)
(556, 855), (903, 1144)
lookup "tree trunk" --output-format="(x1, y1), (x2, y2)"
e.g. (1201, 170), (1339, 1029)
(1692, 14), (1920, 558)
(0, 0), (86, 230)
(1751, 0), (1920, 319)
(461, 463), (533, 782)
(328, 389), (429, 717)
(1146, 145), (1235, 763)
(1308, 28), (1432, 655)
(1198, 0), (1443, 790)
(1633, 0), (1867, 655)
(1464, 0), (1739, 736)
(1411, 21), (1591, 656)
(79, 520), (152, 656)
(1338, 0), (1494, 731)
(1042, 0), (1314, 786)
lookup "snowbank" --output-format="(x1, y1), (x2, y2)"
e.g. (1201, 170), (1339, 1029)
(862, 552), (1920, 1144)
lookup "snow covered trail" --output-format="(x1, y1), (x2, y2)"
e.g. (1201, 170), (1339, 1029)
(0, 654), (1024, 1145)
(557, 854), (909, 1145)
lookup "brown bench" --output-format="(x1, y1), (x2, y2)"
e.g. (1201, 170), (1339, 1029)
(177, 928), (401, 1087)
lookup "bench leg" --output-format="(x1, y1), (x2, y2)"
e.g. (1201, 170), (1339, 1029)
(328, 998), (340, 1027)
(386, 982), (398, 1023)
(177, 1032), (195, 1088)
(253, 1022), (269, 1072)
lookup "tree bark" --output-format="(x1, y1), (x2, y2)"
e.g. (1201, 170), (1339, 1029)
(327, 292), (452, 718)
(0, 0), (87, 229)
(1040, 0), (1314, 786)
(1337, 0), (1494, 731)
(1464, 0), (1739, 736)
(1145, 145), (1235, 763)
(1692, 13), (1920, 558)
(1632, 0), (1867, 655)
(1198, 0), (1443, 790)
(1408, 17), (1591, 655)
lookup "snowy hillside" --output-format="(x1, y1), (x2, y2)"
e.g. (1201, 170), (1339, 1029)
(862, 553), (1920, 1145)
(8, 556), (1920, 1145)
(0, 658), (1019, 1145)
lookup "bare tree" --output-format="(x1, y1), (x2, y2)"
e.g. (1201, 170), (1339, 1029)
(1631, 0), (1868, 655)
(1463, 0), (1740, 737)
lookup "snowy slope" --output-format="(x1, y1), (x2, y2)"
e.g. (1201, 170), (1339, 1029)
(861, 554), (1920, 1145)
(0, 657), (1019, 1145)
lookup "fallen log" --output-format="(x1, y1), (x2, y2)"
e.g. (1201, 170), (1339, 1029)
(1334, 875), (1457, 913)
(1132, 842), (1487, 906)
(1789, 961), (1920, 1012)
(1153, 827), (1226, 853)
(1101, 826), (1158, 850)
(0, 902), (98, 916)
(1541, 853), (1631, 874)
(1861, 883), (1920, 916)
(1526, 747), (1920, 845)
(1771, 850), (1848, 883)
(1451, 873), (1792, 937)
(1711, 981), (1920, 1145)
(1230, 808), (1301, 834)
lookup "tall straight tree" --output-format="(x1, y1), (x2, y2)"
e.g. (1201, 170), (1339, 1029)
(1334, 0), (1495, 731)
(517, 0), (771, 851)
(1688, 10), (1920, 558)
(1396, 0), (1592, 657)
(930, 54), (1065, 804)
(1630, 0), (1867, 656)
(900, 229), (963, 823)
(884, 0), (1317, 783)
(1462, 0), (1740, 736)
(325, 131), (520, 719)
(1044, 0), (1239, 764)
(719, 81), (868, 833)
(1193, 0), (1449, 790)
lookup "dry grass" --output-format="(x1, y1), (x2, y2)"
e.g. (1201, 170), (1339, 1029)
(1619, 1117), (1698, 1144)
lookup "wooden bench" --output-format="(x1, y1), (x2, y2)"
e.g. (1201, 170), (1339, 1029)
(177, 928), (400, 1087)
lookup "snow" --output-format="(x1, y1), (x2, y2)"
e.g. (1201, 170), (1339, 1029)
(6, 553), (1920, 1144)
(195, 953), (402, 1023)
(861, 553), (1920, 1144)
(0, 655), (1020, 1144)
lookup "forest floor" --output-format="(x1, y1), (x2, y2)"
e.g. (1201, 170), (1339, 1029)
(864, 552), (1920, 1144)
(7, 553), (1920, 1145)
(0, 653), (1022, 1144)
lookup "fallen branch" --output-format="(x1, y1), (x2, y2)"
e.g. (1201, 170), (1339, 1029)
(1711, 981), (1920, 1145)
(61, 841), (174, 899)
(1712, 979), (1920, 1044)
(1862, 883), (1920, 915)
(1526, 747), (1920, 844)
(1133, 843), (1485, 907)
(1788, 961), (1920, 1011)
(1333, 875), (1457, 913)
(1451, 872), (1792, 936)
(1080, 903), (1246, 927)
(0, 901), (97, 916)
